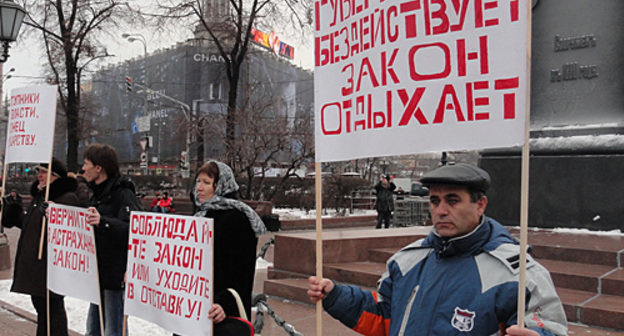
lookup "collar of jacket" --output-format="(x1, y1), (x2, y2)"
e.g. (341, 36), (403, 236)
(424, 216), (492, 258)
(30, 177), (78, 201)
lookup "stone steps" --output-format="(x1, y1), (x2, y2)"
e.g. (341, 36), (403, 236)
(265, 227), (624, 333)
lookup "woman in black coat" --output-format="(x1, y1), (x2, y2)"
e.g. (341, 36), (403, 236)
(183, 160), (266, 333)
(2, 158), (80, 336)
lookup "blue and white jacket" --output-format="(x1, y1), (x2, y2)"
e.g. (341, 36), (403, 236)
(322, 216), (568, 336)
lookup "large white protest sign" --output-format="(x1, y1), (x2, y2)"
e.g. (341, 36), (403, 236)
(314, 0), (529, 162)
(4, 85), (58, 164)
(47, 204), (100, 305)
(125, 212), (214, 336)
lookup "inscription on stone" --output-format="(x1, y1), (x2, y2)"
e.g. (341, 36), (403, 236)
(551, 63), (599, 82)
(554, 34), (596, 52)
(550, 34), (598, 82)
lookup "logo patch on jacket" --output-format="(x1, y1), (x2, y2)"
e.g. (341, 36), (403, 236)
(451, 307), (476, 332)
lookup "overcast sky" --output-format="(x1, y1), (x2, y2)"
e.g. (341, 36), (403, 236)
(2, 8), (314, 97)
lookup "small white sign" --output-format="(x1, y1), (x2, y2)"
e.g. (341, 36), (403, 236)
(4, 85), (58, 164)
(47, 204), (100, 305)
(136, 116), (151, 132)
(124, 212), (214, 336)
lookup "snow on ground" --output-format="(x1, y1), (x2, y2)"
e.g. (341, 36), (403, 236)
(0, 257), (273, 335)
(550, 227), (624, 236)
(0, 279), (170, 335)
(273, 207), (376, 220)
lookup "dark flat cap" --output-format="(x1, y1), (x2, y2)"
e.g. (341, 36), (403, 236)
(420, 163), (490, 192)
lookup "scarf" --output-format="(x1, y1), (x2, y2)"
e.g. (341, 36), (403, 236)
(192, 160), (266, 237)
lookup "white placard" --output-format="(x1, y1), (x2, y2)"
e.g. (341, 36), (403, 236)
(124, 212), (214, 336)
(314, 1), (529, 162)
(47, 204), (100, 305)
(4, 85), (58, 164)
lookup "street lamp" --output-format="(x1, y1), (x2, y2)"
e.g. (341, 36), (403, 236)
(0, 0), (24, 270)
(0, 0), (27, 63)
(121, 33), (147, 56)
(2, 66), (13, 80)
(122, 33), (150, 174)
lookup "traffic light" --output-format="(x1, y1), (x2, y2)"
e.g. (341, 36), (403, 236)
(125, 77), (132, 91)
(179, 151), (188, 169)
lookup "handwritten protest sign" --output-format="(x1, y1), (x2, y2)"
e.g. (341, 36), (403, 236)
(47, 204), (100, 304)
(314, 0), (529, 161)
(124, 212), (213, 336)
(4, 85), (57, 164)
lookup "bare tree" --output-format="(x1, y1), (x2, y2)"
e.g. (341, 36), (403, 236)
(152, 0), (312, 167)
(19, 0), (136, 171)
(202, 80), (314, 201)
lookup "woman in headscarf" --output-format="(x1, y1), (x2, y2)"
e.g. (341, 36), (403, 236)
(191, 160), (266, 324)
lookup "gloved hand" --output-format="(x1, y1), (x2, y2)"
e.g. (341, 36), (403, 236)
(39, 201), (49, 217)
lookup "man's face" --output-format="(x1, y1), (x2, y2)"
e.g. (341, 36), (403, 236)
(81, 159), (100, 183)
(429, 185), (487, 238)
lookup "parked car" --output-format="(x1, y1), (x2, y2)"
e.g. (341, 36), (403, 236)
(410, 182), (429, 197)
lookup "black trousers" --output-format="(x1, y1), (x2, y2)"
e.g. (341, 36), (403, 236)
(31, 295), (69, 336)
(376, 211), (391, 229)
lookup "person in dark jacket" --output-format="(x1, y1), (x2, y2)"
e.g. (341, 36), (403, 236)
(374, 174), (396, 229)
(81, 144), (143, 336)
(1, 157), (80, 336)
(173, 161), (265, 336)
(5, 188), (23, 207)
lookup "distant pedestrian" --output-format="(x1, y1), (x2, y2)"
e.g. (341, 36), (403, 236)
(1, 157), (80, 336)
(6, 188), (23, 208)
(150, 191), (161, 211)
(81, 144), (143, 336)
(154, 191), (173, 213)
(374, 174), (395, 229)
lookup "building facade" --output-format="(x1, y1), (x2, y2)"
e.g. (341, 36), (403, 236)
(80, 38), (313, 175)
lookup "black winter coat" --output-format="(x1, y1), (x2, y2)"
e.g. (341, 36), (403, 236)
(202, 208), (258, 319)
(88, 175), (143, 290)
(2, 177), (80, 297)
(374, 181), (396, 213)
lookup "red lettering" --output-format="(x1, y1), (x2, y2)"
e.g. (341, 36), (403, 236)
(434, 84), (465, 123)
(457, 36), (489, 77)
(398, 88), (429, 126)
(409, 43), (451, 81)
(386, 5), (399, 42)
(356, 57), (380, 91)
(495, 77), (520, 119)
(400, 0), (421, 38)
(380, 49), (400, 85)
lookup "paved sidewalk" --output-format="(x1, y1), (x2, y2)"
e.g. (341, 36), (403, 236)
(3, 227), (624, 335)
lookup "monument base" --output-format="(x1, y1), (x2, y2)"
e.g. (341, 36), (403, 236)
(480, 152), (624, 231)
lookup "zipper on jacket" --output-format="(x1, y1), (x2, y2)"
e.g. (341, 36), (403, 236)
(398, 285), (419, 336)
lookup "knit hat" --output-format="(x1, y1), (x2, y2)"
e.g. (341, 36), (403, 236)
(36, 157), (68, 178)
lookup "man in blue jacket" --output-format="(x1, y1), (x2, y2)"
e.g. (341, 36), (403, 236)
(308, 163), (567, 336)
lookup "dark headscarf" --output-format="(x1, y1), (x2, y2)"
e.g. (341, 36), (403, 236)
(191, 160), (266, 237)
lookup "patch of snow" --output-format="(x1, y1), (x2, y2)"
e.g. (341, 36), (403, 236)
(539, 122), (620, 131)
(530, 134), (624, 150)
(273, 207), (376, 220)
(0, 280), (169, 335)
(550, 228), (623, 236)
(256, 258), (273, 270)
